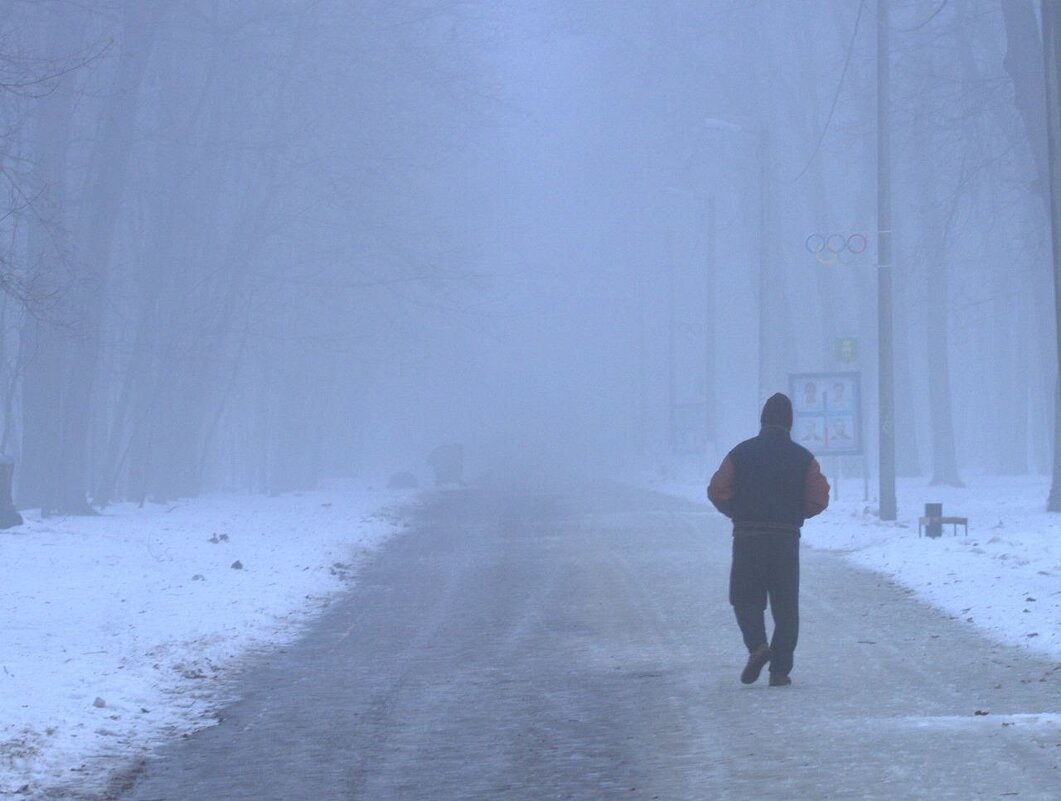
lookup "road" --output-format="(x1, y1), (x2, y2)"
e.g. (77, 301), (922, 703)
(101, 485), (1058, 800)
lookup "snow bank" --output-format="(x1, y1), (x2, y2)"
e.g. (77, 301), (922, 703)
(0, 483), (417, 797)
(643, 472), (1061, 662)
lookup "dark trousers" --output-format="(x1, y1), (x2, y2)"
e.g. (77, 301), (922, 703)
(729, 532), (800, 676)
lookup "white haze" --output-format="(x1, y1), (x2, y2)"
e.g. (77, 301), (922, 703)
(0, 0), (1053, 507)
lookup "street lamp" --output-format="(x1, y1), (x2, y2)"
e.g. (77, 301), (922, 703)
(661, 183), (715, 457)
(702, 118), (770, 403)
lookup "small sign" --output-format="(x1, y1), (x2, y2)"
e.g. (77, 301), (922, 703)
(837, 337), (858, 364)
(789, 372), (862, 456)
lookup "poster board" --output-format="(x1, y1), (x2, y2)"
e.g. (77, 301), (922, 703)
(788, 372), (862, 456)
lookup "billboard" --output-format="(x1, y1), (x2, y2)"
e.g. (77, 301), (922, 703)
(788, 372), (862, 456)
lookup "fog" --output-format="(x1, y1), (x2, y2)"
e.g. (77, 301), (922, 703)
(1, 0), (1057, 511)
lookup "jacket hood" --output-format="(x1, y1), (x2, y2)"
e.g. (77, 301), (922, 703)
(760, 392), (793, 432)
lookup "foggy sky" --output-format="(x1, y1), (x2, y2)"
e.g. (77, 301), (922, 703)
(1, 0), (1052, 505)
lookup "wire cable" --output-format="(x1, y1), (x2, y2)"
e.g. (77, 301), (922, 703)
(789, 0), (866, 183)
(892, 0), (949, 32)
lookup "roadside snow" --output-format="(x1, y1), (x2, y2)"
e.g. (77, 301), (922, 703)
(0, 484), (416, 797)
(644, 472), (1061, 661)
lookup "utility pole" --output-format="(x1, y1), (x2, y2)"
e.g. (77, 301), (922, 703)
(877, 0), (897, 520)
(757, 131), (769, 404)
(637, 263), (648, 458)
(705, 195), (716, 450)
(667, 243), (677, 455)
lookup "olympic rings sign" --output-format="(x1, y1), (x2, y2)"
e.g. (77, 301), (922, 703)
(805, 232), (868, 266)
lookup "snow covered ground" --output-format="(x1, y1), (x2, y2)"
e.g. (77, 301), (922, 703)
(0, 483), (417, 797)
(644, 471), (1061, 662)
(6, 472), (1058, 797)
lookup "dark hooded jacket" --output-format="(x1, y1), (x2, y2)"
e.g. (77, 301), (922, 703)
(707, 393), (830, 534)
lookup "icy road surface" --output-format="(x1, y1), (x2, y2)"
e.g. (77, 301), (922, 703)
(103, 486), (1058, 800)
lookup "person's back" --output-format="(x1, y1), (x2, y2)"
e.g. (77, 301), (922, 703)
(707, 393), (829, 686)
(726, 430), (817, 534)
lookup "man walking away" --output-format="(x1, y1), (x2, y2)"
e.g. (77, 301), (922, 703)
(707, 393), (830, 686)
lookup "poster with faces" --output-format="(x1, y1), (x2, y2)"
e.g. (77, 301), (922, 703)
(789, 372), (861, 455)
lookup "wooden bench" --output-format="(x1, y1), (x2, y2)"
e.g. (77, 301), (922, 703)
(918, 515), (968, 538)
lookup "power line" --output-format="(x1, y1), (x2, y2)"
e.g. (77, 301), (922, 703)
(790, 0), (866, 183)
(892, 0), (949, 33)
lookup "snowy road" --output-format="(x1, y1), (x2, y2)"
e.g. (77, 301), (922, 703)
(98, 486), (1058, 800)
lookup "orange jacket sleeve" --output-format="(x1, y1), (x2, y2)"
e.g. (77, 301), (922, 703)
(707, 455), (736, 518)
(804, 458), (830, 518)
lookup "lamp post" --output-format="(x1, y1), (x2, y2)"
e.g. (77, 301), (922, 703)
(703, 118), (768, 402)
(661, 182), (716, 456)
(660, 117), (766, 458)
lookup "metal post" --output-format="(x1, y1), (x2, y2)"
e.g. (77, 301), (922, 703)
(667, 243), (677, 455)
(705, 196), (716, 451)
(638, 265), (648, 457)
(877, 0), (897, 521)
(757, 131), (769, 403)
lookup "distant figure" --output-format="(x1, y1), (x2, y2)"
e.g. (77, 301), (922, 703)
(426, 443), (464, 488)
(386, 471), (419, 490)
(707, 393), (830, 687)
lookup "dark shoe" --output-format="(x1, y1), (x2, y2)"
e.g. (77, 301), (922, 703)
(768, 673), (792, 687)
(740, 643), (771, 684)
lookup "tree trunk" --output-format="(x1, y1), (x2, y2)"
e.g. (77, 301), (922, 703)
(913, 11), (962, 487)
(18, 4), (79, 513)
(1000, 0), (1060, 501)
(923, 259), (961, 485)
(52, 2), (162, 514)
(1040, 2), (1061, 510)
